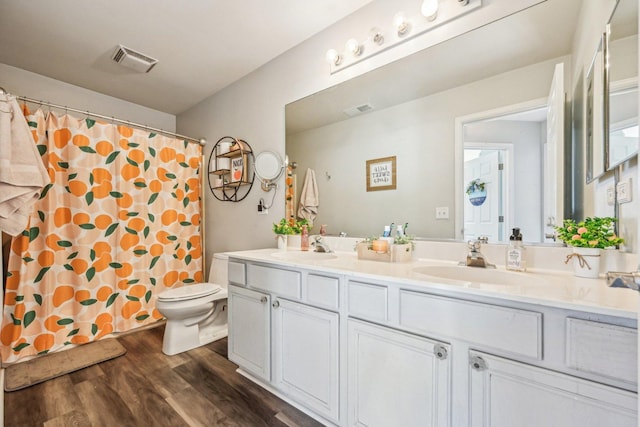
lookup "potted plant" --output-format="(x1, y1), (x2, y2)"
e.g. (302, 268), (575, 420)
(273, 218), (294, 250)
(555, 217), (623, 278)
(466, 179), (487, 206)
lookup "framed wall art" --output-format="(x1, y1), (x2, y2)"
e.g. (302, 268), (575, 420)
(366, 156), (396, 191)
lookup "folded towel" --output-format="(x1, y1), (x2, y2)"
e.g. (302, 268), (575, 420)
(297, 168), (318, 224)
(0, 95), (50, 236)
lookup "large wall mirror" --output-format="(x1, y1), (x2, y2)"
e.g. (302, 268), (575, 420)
(285, 0), (624, 244)
(607, 0), (638, 170)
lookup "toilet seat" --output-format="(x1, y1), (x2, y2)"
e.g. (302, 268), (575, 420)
(158, 283), (221, 302)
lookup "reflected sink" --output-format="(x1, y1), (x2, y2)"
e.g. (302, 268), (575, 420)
(271, 251), (338, 261)
(412, 265), (548, 287)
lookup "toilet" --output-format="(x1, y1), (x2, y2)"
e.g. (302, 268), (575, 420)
(156, 254), (228, 355)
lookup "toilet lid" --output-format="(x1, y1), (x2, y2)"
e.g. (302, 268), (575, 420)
(158, 283), (222, 301)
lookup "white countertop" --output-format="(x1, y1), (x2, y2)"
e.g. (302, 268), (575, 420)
(226, 248), (639, 320)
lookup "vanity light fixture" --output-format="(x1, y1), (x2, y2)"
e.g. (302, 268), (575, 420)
(393, 12), (411, 36)
(325, 48), (342, 66)
(421, 0), (439, 21)
(325, 0), (482, 74)
(346, 38), (363, 56)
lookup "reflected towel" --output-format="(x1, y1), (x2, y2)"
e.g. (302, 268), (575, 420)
(0, 95), (50, 235)
(297, 168), (318, 224)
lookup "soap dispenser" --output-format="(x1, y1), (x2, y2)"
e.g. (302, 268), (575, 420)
(506, 228), (526, 271)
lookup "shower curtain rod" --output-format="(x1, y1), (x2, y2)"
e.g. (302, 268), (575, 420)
(0, 87), (205, 145)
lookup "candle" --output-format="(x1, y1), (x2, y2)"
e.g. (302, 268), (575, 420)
(372, 239), (388, 253)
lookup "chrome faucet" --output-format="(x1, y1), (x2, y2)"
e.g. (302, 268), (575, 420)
(606, 270), (640, 291)
(462, 237), (495, 268)
(312, 236), (333, 253)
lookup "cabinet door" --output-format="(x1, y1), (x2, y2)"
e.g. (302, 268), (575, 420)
(228, 285), (271, 382)
(272, 298), (340, 423)
(348, 319), (451, 427)
(469, 351), (637, 427)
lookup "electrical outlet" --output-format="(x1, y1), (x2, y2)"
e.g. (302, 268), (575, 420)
(435, 207), (449, 219)
(606, 186), (615, 206)
(616, 178), (632, 204)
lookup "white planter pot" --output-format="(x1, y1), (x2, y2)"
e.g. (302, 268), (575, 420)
(570, 247), (601, 279)
(287, 234), (301, 249)
(276, 234), (288, 251)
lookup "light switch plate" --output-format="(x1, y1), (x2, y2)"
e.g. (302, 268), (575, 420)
(435, 207), (449, 219)
(616, 178), (632, 204)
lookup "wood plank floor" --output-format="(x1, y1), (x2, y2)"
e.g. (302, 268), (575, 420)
(4, 324), (324, 427)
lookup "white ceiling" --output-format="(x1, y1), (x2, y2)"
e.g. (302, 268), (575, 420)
(0, 0), (372, 115)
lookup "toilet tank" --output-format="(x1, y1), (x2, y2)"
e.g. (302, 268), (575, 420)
(209, 253), (229, 288)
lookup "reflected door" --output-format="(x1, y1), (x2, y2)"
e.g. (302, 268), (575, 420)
(464, 150), (503, 241)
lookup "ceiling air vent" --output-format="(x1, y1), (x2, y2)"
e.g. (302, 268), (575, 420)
(343, 103), (374, 117)
(112, 45), (158, 73)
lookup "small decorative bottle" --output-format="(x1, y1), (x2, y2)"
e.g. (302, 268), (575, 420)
(301, 225), (309, 251)
(506, 227), (526, 271)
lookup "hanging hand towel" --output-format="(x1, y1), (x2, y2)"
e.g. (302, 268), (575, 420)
(297, 168), (319, 224)
(0, 94), (50, 236)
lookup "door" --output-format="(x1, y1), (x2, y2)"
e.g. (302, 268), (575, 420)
(544, 62), (564, 237)
(348, 319), (451, 427)
(464, 150), (502, 241)
(469, 351), (637, 427)
(228, 285), (271, 381)
(272, 298), (340, 423)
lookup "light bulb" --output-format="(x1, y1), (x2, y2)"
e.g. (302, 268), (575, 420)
(325, 49), (342, 66)
(346, 38), (362, 56)
(393, 12), (410, 36)
(421, 0), (438, 21)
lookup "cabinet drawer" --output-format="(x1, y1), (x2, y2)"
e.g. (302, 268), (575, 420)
(399, 290), (542, 359)
(306, 274), (339, 310)
(347, 281), (388, 323)
(247, 264), (301, 299)
(566, 318), (637, 387)
(228, 261), (246, 285)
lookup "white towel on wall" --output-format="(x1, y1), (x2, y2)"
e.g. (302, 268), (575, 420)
(0, 95), (50, 236)
(297, 168), (319, 224)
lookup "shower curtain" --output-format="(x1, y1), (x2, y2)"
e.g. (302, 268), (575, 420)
(1, 109), (202, 363)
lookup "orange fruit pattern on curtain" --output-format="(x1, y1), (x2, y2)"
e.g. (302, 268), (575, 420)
(1, 110), (203, 363)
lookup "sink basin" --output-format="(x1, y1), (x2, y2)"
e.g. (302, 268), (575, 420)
(412, 265), (547, 287)
(271, 251), (338, 261)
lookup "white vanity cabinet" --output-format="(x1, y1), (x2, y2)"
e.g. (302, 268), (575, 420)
(345, 277), (637, 427)
(273, 297), (340, 422)
(468, 351), (637, 427)
(348, 319), (451, 427)
(228, 285), (271, 381)
(227, 260), (342, 424)
(227, 253), (637, 427)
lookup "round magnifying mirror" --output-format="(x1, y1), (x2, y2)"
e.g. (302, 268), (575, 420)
(254, 151), (284, 190)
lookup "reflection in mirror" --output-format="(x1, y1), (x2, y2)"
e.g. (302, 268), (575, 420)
(460, 102), (548, 243)
(585, 36), (606, 183)
(285, 0), (611, 244)
(607, 0), (638, 170)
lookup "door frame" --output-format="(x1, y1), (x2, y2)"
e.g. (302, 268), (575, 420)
(454, 97), (548, 241)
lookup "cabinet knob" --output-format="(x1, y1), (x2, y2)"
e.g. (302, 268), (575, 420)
(260, 296), (268, 304)
(434, 344), (448, 360)
(470, 355), (487, 371)
(272, 300), (280, 308)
